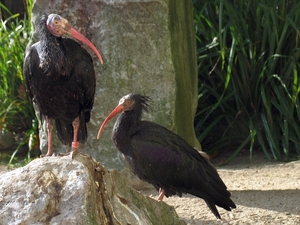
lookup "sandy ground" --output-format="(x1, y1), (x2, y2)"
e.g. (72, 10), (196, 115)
(1, 151), (300, 225)
(143, 151), (300, 225)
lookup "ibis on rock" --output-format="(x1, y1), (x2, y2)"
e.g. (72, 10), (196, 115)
(23, 13), (103, 158)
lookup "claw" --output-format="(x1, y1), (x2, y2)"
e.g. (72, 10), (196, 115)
(40, 153), (55, 158)
(70, 148), (78, 159)
(58, 150), (91, 159)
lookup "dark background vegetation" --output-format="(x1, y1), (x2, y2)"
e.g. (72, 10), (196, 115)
(0, 0), (299, 165)
(193, 0), (300, 163)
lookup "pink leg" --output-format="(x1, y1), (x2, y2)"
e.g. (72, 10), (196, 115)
(70, 117), (80, 158)
(44, 117), (54, 156)
(59, 117), (91, 159)
(157, 188), (165, 201)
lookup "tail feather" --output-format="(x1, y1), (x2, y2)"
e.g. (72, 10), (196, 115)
(188, 159), (236, 219)
(204, 199), (221, 219)
(77, 114), (88, 143)
(55, 113), (87, 146)
(203, 190), (236, 219)
(190, 184), (236, 218)
(203, 175), (236, 213)
(55, 119), (73, 145)
(202, 158), (237, 210)
(210, 192), (236, 211)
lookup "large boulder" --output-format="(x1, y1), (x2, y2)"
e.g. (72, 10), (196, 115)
(30, 0), (199, 169)
(0, 154), (186, 225)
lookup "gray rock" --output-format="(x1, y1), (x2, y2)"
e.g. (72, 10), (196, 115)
(30, 0), (200, 169)
(0, 154), (186, 225)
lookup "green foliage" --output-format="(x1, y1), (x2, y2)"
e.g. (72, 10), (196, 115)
(193, 0), (300, 163)
(0, 153), (33, 169)
(0, 0), (37, 163)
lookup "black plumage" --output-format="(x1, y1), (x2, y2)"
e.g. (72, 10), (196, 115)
(97, 93), (236, 219)
(23, 13), (103, 157)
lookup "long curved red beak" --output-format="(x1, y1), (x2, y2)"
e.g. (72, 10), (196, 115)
(67, 26), (103, 64)
(97, 105), (124, 140)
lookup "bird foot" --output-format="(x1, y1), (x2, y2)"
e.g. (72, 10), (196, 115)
(58, 150), (91, 159)
(58, 141), (79, 159)
(58, 152), (71, 157)
(70, 147), (79, 159)
(58, 151), (75, 158)
(40, 153), (55, 158)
